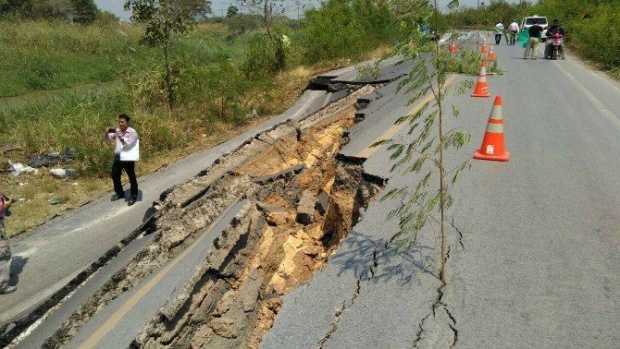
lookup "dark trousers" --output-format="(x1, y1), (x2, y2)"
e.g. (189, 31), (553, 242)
(111, 155), (138, 199)
(509, 31), (518, 45)
(0, 219), (13, 289)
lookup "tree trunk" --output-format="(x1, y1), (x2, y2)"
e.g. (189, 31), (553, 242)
(164, 36), (174, 110)
(264, 0), (271, 36)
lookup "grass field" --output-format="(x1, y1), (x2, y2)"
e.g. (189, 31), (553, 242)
(0, 14), (396, 236)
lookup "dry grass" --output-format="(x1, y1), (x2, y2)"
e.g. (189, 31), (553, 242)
(1, 64), (314, 237)
(3, 174), (109, 236)
(2, 116), (275, 237)
(2, 47), (387, 238)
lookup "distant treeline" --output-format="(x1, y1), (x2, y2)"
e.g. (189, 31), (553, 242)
(0, 0), (99, 23)
(0, 0), (212, 24)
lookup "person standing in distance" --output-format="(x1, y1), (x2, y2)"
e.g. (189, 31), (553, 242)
(494, 20), (504, 45)
(524, 20), (543, 60)
(105, 114), (139, 206)
(507, 20), (520, 45)
(0, 194), (16, 295)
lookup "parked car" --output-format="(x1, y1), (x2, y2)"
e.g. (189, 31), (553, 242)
(521, 15), (549, 42)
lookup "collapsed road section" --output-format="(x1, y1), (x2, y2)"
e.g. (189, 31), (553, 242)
(10, 81), (394, 348)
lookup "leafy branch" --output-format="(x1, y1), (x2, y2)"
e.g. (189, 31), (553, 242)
(124, 0), (202, 110)
(379, 0), (473, 286)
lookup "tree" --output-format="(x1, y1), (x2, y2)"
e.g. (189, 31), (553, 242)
(124, 0), (197, 109)
(34, 0), (74, 20)
(176, 0), (211, 19)
(0, 0), (33, 16)
(0, 0), (99, 22)
(224, 12), (261, 36)
(377, 0), (471, 287)
(235, 0), (288, 75)
(237, 0), (284, 36)
(226, 5), (238, 18)
(71, 0), (98, 23)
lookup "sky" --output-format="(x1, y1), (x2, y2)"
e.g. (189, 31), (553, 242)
(94, 0), (130, 21)
(94, 0), (524, 22)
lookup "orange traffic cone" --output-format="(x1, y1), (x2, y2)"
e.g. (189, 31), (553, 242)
(480, 38), (488, 53)
(471, 61), (491, 98)
(487, 44), (495, 61)
(474, 96), (510, 162)
(450, 40), (457, 53)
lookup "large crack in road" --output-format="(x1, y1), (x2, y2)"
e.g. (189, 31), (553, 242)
(0, 51), (487, 348)
(29, 84), (390, 348)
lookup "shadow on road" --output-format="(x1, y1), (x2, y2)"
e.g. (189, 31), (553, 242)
(10, 255), (28, 286)
(330, 230), (438, 287)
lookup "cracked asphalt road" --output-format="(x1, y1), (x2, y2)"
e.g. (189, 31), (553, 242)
(4, 33), (620, 348)
(263, 37), (620, 348)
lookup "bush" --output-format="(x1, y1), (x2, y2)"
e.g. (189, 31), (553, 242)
(201, 57), (251, 124)
(524, 0), (618, 72)
(298, 0), (395, 64)
(570, 4), (620, 69)
(241, 32), (285, 80)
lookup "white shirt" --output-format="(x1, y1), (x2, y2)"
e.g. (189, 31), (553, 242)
(508, 22), (519, 32)
(495, 23), (504, 34)
(106, 127), (139, 157)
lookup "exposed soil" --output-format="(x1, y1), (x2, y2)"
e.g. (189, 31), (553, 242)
(39, 85), (385, 348)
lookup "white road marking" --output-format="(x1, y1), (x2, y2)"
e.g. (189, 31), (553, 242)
(555, 62), (620, 132)
(13, 247), (38, 259)
(356, 74), (459, 159)
(66, 205), (133, 235)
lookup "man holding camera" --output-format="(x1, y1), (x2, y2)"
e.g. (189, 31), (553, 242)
(1, 194), (16, 295)
(105, 114), (140, 206)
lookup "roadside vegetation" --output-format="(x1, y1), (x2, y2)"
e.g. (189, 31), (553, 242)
(532, 0), (620, 79)
(0, 0), (411, 235)
(445, 0), (620, 79)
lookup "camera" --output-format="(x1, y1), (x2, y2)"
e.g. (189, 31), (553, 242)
(107, 128), (117, 133)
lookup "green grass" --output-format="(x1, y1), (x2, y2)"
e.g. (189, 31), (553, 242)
(0, 20), (150, 96)
(0, 19), (252, 170)
(0, 6), (404, 235)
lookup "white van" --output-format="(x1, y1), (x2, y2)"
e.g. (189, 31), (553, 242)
(521, 15), (549, 42)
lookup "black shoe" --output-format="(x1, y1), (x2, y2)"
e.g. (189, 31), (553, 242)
(0, 285), (17, 294)
(111, 194), (125, 202)
(128, 198), (137, 206)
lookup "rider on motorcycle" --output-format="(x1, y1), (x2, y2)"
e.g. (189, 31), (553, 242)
(545, 19), (566, 59)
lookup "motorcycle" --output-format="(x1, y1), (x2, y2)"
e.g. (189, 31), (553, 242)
(546, 32), (564, 60)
